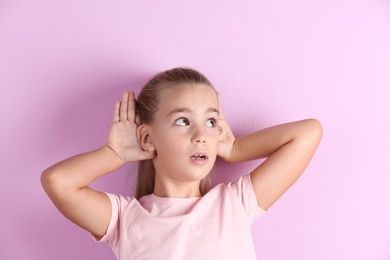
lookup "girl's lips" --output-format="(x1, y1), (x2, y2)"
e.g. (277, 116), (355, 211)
(190, 152), (208, 165)
(190, 151), (208, 159)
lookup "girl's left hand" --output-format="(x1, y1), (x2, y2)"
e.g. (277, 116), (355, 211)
(217, 94), (236, 160)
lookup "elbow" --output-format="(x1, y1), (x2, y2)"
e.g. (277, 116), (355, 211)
(41, 168), (56, 193)
(41, 167), (67, 195)
(304, 119), (323, 146)
(310, 118), (323, 139)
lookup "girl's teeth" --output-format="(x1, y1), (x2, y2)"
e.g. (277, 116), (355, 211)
(192, 155), (205, 160)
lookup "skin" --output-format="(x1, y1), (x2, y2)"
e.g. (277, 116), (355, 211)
(41, 85), (323, 239)
(142, 84), (220, 198)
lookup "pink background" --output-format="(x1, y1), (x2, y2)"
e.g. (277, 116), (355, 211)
(1, 1), (390, 259)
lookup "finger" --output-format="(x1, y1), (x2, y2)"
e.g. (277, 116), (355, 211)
(135, 114), (141, 125)
(120, 92), (129, 121)
(218, 125), (223, 134)
(112, 101), (120, 123)
(127, 91), (136, 122)
(217, 92), (225, 120)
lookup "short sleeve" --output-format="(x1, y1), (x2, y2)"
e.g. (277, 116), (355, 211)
(227, 174), (266, 224)
(91, 193), (129, 247)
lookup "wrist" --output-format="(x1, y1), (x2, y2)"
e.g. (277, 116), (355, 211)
(219, 139), (237, 163)
(102, 145), (125, 168)
(105, 145), (123, 162)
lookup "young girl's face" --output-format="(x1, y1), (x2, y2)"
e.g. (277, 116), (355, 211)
(149, 84), (219, 189)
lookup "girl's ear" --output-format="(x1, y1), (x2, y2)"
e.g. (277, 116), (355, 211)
(137, 124), (155, 152)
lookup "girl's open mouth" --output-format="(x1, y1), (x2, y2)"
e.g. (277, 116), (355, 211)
(191, 154), (208, 160)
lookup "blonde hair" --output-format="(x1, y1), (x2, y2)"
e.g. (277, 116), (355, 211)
(135, 67), (215, 199)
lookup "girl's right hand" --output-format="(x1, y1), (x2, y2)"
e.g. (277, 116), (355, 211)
(106, 91), (155, 163)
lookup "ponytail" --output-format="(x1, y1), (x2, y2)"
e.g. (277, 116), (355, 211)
(135, 160), (155, 200)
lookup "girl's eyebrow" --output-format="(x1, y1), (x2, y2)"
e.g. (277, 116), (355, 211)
(167, 107), (219, 116)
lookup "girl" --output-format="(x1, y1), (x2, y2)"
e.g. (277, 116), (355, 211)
(41, 67), (322, 259)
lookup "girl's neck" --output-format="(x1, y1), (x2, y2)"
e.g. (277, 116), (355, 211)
(153, 177), (202, 198)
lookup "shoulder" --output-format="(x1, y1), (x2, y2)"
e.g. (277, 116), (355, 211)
(106, 193), (135, 205)
(212, 174), (255, 199)
(105, 193), (145, 216)
(206, 174), (266, 222)
(96, 193), (146, 242)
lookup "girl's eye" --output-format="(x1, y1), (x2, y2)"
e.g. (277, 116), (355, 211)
(206, 118), (217, 127)
(175, 117), (190, 126)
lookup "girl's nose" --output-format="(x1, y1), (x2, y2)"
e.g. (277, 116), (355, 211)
(191, 126), (206, 144)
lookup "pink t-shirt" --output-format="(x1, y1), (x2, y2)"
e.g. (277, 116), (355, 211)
(96, 174), (265, 259)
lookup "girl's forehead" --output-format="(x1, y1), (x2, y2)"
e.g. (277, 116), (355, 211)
(161, 84), (217, 100)
(158, 84), (218, 111)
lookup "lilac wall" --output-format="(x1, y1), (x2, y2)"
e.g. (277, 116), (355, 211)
(1, 1), (389, 259)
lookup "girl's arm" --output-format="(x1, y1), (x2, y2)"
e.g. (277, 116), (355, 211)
(218, 103), (323, 211)
(41, 92), (153, 238)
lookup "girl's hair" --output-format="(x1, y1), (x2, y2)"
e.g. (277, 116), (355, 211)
(135, 67), (215, 199)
